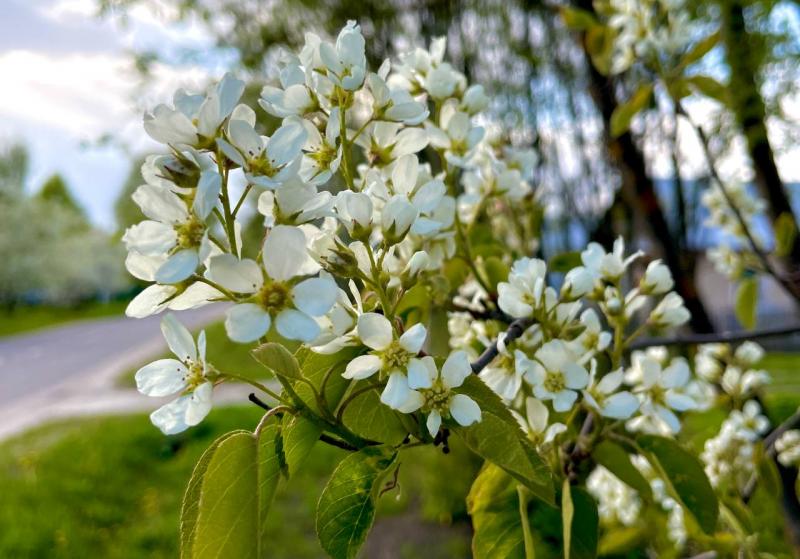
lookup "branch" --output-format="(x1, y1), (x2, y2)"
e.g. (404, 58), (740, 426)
(471, 317), (534, 374)
(450, 302), (512, 322)
(675, 102), (800, 302)
(629, 323), (800, 350)
(318, 434), (358, 452)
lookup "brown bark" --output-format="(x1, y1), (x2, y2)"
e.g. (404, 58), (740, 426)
(572, 7), (716, 332)
(719, 0), (800, 267)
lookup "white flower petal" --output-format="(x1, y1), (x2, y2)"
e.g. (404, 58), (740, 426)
(225, 303), (271, 343)
(292, 277), (338, 317)
(450, 394), (481, 426)
(343, 354), (382, 380)
(207, 255), (262, 293)
(150, 397), (191, 435)
(380, 372), (412, 410)
(441, 350), (471, 389)
(155, 249), (199, 284)
(398, 323), (427, 354)
(602, 392), (639, 419)
(407, 357), (435, 389)
(426, 410), (442, 437)
(525, 397), (549, 433)
(161, 313), (196, 362)
(125, 284), (175, 318)
(185, 382), (214, 426)
(552, 390), (578, 412)
(357, 313), (393, 350)
(263, 225), (311, 281)
(275, 309), (321, 342)
(135, 359), (188, 397)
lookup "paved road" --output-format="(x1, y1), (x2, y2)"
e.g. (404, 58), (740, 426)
(0, 305), (229, 440)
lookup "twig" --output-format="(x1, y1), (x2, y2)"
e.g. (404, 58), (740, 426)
(249, 393), (271, 411)
(676, 102), (800, 302)
(629, 323), (800, 350)
(319, 434), (358, 452)
(450, 302), (512, 322)
(471, 317), (534, 374)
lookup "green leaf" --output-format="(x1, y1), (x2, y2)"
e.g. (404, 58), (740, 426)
(316, 446), (397, 559)
(293, 346), (361, 415)
(342, 388), (408, 445)
(180, 431), (240, 559)
(467, 464), (526, 559)
(680, 31), (720, 68)
(566, 486), (599, 558)
(483, 256), (510, 290)
(548, 251), (583, 273)
(687, 75), (728, 104)
(638, 435), (719, 534)
(610, 83), (654, 138)
(252, 342), (302, 380)
(734, 277), (758, 329)
(453, 376), (554, 505)
(281, 415), (322, 477)
(774, 212), (797, 258)
(182, 427), (283, 558)
(560, 7), (598, 31)
(591, 440), (652, 500)
(585, 25), (616, 76)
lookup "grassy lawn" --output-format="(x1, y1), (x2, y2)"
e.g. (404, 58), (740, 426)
(0, 407), (475, 559)
(2, 351), (799, 558)
(0, 300), (129, 338)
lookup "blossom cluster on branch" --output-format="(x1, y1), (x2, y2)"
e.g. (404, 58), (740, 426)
(121, 20), (791, 559)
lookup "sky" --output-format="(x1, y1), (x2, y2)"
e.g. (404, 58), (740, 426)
(1, 0), (799, 231)
(0, 0), (222, 230)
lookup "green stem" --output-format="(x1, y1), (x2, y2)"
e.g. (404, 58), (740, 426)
(232, 183), (253, 217)
(220, 372), (285, 404)
(216, 152), (239, 256)
(192, 275), (238, 300)
(517, 485), (536, 559)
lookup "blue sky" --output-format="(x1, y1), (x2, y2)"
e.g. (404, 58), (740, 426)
(0, 0), (219, 230)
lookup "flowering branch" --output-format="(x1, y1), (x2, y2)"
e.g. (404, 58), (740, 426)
(470, 317), (534, 374)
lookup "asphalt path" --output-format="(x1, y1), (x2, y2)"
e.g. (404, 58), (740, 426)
(0, 305), (234, 440)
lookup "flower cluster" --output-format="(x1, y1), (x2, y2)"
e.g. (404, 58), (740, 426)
(702, 183), (767, 281)
(447, 237), (698, 446)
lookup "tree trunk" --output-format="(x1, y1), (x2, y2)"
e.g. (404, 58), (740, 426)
(571, 6), (716, 332)
(719, 0), (800, 267)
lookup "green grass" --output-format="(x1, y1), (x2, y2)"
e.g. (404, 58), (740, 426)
(0, 300), (129, 338)
(118, 321), (268, 387)
(0, 407), (474, 559)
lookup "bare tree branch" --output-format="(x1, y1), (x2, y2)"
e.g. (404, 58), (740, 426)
(630, 323), (800, 350)
(471, 317), (534, 374)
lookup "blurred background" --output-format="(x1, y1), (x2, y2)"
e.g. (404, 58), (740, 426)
(1, 0), (800, 557)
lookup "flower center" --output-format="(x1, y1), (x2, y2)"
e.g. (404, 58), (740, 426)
(249, 156), (279, 177)
(175, 217), (205, 248)
(311, 143), (337, 169)
(422, 380), (451, 413)
(381, 340), (411, 371)
(258, 281), (291, 313)
(184, 360), (206, 390)
(543, 371), (565, 393)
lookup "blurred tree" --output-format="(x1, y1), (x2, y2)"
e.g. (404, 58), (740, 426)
(0, 143), (28, 200)
(114, 157), (146, 236)
(0, 144), (129, 308)
(37, 174), (89, 226)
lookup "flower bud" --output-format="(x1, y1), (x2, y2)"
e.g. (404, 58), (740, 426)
(381, 195), (418, 245)
(561, 266), (594, 301)
(649, 292), (691, 328)
(640, 260), (674, 295)
(336, 191), (373, 240)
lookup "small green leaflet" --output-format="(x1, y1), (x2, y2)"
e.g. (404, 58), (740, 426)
(315, 445), (397, 559)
